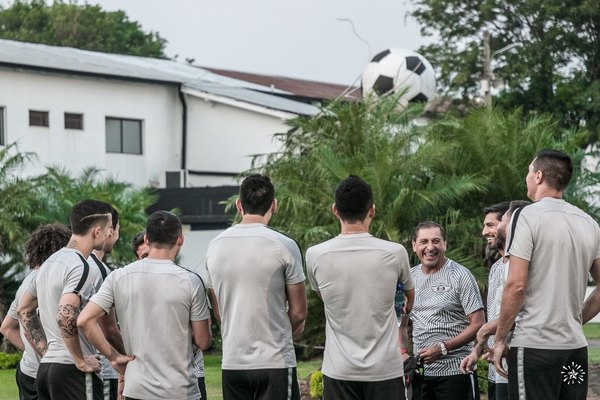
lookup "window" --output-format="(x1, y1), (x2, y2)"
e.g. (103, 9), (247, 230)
(106, 117), (142, 154)
(0, 107), (4, 145)
(64, 113), (83, 130)
(29, 110), (49, 127)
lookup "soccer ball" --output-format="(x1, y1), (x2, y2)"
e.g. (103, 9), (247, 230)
(362, 48), (436, 107)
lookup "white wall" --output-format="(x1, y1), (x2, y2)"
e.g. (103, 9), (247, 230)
(179, 228), (225, 270)
(185, 95), (290, 186)
(0, 69), (182, 187)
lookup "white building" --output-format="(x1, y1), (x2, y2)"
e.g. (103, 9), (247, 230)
(0, 39), (320, 188)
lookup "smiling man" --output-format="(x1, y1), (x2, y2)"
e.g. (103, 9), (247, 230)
(409, 221), (485, 400)
(481, 202), (510, 400)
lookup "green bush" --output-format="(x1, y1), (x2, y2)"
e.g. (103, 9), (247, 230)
(309, 369), (323, 399)
(476, 358), (489, 394)
(0, 352), (21, 369)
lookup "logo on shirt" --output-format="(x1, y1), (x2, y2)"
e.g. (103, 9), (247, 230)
(562, 362), (585, 385)
(431, 283), (451, 293)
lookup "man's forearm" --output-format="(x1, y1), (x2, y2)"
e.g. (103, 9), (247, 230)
(583, 286), (600, 324)
(496, 283), (525, 343)
(18, 311), (47, 356)
(57, 304), (86, 364)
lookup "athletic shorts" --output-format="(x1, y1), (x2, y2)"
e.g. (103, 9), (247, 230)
(222, 368), (299, 400)
(36, 363), (103, 400)
(198, 377), (207, 400)
(323, 374), (406, 400)
(16, 364), (37, 400)
(103, 378), (117, 400)
(508, 346), (588, 400)
(421, 374), (480, 400)
(488, 381), (508, 400)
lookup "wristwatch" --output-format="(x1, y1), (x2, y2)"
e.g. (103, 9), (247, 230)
(439, 341), (448, 356)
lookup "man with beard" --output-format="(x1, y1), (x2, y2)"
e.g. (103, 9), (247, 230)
(481, 202), (510, 399)
(410, 221), (485, 400)
(494, 150), (600, 400)
(460, 200), (530, 400)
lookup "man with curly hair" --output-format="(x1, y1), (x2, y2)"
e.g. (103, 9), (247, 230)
(0, 223), (71, 400)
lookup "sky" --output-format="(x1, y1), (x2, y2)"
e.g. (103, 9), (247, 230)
(89, 0), (432, 86)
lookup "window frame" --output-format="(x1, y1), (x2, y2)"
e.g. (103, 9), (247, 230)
(29, 110), (49, 127)
(105, 117), (143, 155)
(0, 107), (5, 145)
(64, 112), (84, 130)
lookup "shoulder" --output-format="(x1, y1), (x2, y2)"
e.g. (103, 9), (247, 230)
(447, 259), (476, 279)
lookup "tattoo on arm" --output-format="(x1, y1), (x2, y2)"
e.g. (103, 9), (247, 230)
(57, 304), (79, 339)
(20, 311), (48, 356)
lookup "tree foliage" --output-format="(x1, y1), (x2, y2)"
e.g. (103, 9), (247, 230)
(237, 96), (596, 348)
(0, 0), (167, 57)
(412, 0), (600, 140)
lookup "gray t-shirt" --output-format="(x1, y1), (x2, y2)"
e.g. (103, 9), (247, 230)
(410, 258), (484, 377)
(28, 247), (100, 365)
(204, 223), (305, 370)
(8, 270), (41, 378)
(306, 233), (414, 381)
(508, 197), (600, 349)
(90, 258), (210, 400)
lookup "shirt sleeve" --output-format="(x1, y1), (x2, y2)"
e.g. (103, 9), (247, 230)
(457, 267), (484, 316)
(202, 256), (213, 289)
(506, 211), (534, 261)
(26, 273), (38, 298)
(305, 247), (319, 292)
(190, 274), (210, 321)
(396, 245), (415, 291)
(90, 273), (116, 314)
(7, 299), (18, 320)
(282, 237), (305, 285)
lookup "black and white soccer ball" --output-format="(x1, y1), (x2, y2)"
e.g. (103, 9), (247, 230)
(362, 48), (436, 108)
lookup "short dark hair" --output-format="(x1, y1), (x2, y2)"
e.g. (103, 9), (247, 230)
(110, 206), (119, 230)
(412, 221), (446, 242)
(145, 211), (182, 248)
(239, 174), (275, 216)
(507, 200), (531, 217)
(69, 199), (112, 235)
(532, 149), (573, 191)
(334, 175), (373, 222)
(131, 230), (146, 257)
(25, 223), (71, 268)
(483, 201), (511, 222)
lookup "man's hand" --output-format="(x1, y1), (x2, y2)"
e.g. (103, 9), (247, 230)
(493, 339), (509, 378)
(76, 354), (101, 373)
(110, 353), (135, 375)
(418, 344), (442, 364)
(460, 350), (480, 374)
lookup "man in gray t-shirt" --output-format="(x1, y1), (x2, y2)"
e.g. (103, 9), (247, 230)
(0, 223), (71, 400)
(494, 150), (600, 400)
(204, 174), (307, 400)
(410, 221), (484, 400)
(306, 175), (414, 399)
(79, 210), (212, 400)
(17, 199), (115, 400)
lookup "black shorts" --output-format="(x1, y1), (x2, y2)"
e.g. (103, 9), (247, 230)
(323, 374), (406, 400)
(508, 346), (588, 400)
(16, 364), (38, 400)
(222, 368), (299, 400)
(198, 377), (207, 399)
(36, 363), (103, 400)
(420, 373), (480, 400)
(103, 378), (118, 400)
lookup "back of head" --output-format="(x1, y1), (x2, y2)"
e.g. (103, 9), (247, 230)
(508, 200), (531, 217)
(25, 223), (72, 268)
(110, 206), (119, 230)
(532, 149), (573, 191)
(412, 221), (446, 242)
(146, 211), (182, 248)
(483, 201), (511, 221)
(131, 230), (146, 257)
(70, 199), (113, 235)
(239, 174), (275, 216)
(334, 175), (373, 222)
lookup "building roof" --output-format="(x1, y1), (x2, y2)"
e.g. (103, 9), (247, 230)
(0, 39), (320, 116)
(205, 67), (362, 101)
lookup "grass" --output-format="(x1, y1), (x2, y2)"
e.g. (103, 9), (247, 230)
(0, 369), (17, 400)
(584, 323), (600, 340)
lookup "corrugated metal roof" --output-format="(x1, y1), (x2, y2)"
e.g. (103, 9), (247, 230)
(0, 39), (319, 116)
